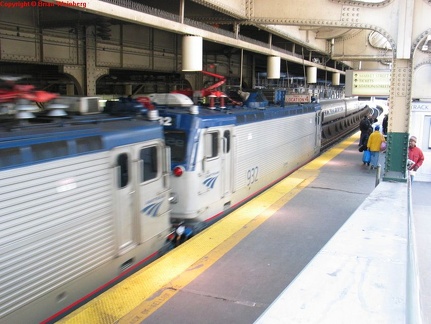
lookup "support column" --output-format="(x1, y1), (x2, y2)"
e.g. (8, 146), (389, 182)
(234, 23), (240, 39)
(86, 26), (98, 96)
(85, 26), (108, 96)
(66, 84), (75, 95)
(383, 59), (412, 182)
(124, 84), (133, 96)
(61, 65), (84, 95)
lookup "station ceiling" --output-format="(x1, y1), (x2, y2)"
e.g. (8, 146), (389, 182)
(35, 0), (359, 77)
(1, 0), (405, 92)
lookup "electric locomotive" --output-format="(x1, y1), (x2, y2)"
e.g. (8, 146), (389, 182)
(0, 102), (172, 324)
(155, 93), (323, 230)
(104, 92), (372, 235)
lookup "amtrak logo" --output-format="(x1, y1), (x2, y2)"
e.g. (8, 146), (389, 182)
(142, 200), (163, 217)
(203, 173), (219, 189)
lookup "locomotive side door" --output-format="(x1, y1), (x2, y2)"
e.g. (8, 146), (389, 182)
(132, 142), (170, 244)
(201, 129), (223, 201)
(315, 110), (322, 149)
(202, 128), (233, 200)
(112, 146), (137, 255)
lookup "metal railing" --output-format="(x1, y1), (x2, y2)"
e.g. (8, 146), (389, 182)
(406, 174), (422, 324)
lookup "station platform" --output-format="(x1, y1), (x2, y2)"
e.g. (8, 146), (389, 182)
(55, 132), (429, 324)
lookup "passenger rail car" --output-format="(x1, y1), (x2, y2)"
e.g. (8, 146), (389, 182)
(320, 97), (373, 143)
(0, 113), (171, 323)
(320, 97), (363, 124)
(158, 100), (323, 229)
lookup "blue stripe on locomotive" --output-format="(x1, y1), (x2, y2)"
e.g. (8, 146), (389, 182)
(159, 103), (321, 171)
(0, 117), (163, 171)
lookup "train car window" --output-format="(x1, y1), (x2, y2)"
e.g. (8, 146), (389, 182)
(76, 136), (103, 153)
(0, 147), (21, 168)
(117, 153), (129, 188)
(205, 132), (219, 158)
(255, 112), (264, 121)
(236, 115), (245, 124)
(32, 141), (68, 161)
(140, 146), (158, 182)
(223, 130), (230, 153)
(164, 131), (187, 163)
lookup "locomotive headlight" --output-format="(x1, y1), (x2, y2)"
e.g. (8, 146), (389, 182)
(173, 165), (185, 177)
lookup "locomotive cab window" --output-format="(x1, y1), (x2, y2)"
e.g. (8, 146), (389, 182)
(165, 131), (187, 163)
(117, 153), (129, 188)
(204, 131), (219, 159)
(140, 146), (158, 182)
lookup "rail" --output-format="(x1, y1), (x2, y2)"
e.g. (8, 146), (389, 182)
(360, 167), (422, 323)
(406, 176), (422, 323)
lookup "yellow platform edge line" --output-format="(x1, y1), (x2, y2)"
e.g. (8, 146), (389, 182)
(58, 134), (358, 324)
(58, 176), (309, 324)
(305, 132), (358, 170)
(119, 175), (317, 323)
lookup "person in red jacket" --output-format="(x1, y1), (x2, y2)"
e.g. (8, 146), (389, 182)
(408, 136), (425, 181)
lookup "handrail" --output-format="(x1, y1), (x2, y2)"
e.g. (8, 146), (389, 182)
(406, 175), (422, 323)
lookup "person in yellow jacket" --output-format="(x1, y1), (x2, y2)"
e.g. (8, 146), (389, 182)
(367, 125), (385, 169)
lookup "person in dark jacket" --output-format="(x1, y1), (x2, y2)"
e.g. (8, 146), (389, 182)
(382, 114), (388, 137)
(359, 114), (371, 146)
(359, 126), (373, 153)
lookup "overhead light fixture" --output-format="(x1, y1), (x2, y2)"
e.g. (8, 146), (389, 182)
(182, 35), (203, 71)
(267, 56), (281, 79)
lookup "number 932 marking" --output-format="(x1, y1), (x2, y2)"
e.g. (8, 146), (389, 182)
(159, 116), (172, 126)
(247, 166), (259, 186)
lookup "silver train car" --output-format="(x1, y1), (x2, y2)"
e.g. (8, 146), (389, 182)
(320, 97), (376, 142)
(155, 93), (370, 232)
(320, 97), (364, 124)
(0, 111), (171, 323)
(156, 94), (323, 229)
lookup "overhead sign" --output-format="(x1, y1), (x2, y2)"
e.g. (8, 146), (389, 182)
(411, 101), (431, 112)
(285, 94), (311, 103)
(345, 70), (391, 96)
